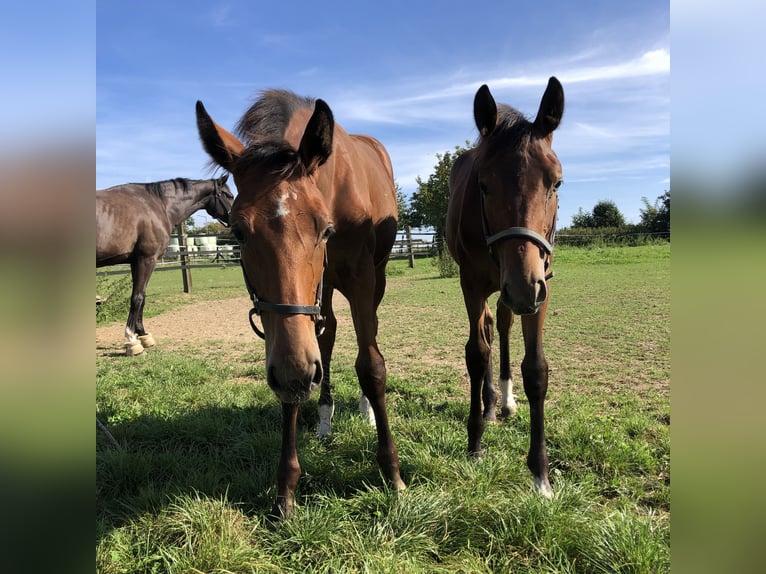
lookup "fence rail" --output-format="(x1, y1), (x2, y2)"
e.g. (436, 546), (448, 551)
(96, 229), (669, 283)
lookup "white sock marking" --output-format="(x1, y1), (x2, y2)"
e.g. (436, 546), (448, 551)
(316, 403), (334, 438)
(358, 394), (376, 427)
(499, 377), (518, 415)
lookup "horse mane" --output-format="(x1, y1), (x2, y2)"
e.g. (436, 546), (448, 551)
(143, 178), (192, 198)
(233, 90), (315, 179)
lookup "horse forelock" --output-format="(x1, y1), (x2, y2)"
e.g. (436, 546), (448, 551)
(476, 104), (532, 162)
(235, 89), (315, 146)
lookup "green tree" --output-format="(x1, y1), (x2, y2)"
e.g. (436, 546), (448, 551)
(639, 190), (670, 235)
(592, 200), (626, 228)
(394, 181), (414, 230)
(410, 143), (471, 243)
(571, 200), (626, 228)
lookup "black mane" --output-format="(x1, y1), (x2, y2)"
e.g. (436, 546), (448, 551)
(142, 178), (192, 198)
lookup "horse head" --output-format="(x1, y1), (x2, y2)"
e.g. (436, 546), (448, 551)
(196, 98), (335, 404)
(473, 77), (564, 315)
(203, 173), (234, 225)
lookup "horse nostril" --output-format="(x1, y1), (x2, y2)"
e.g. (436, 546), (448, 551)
(535, 279), (548, 305)
(312, 360), (323, 387)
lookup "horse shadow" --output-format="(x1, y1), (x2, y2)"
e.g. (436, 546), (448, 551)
(96, 394), (391, 539)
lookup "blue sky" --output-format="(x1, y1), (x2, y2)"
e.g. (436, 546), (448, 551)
(96, 1), (670, 228)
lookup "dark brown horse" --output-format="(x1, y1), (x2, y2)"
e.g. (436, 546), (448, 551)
(195, 90), (405, 519)
(446, 78), (564, 498)
(96, 175), (233, 354)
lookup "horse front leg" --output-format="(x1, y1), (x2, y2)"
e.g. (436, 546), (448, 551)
(271, 401), (302, 520)
(496, 302), (517, 417)
(462, 286), (492, 456)
(521, 304), (553, 498)
(316, 288), (337, 438)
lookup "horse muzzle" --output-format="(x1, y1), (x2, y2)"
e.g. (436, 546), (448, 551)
(266, 356), (323, 404)
(500, 277), (548, 315)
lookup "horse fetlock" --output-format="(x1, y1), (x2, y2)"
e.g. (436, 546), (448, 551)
(124, 340), (144, 356)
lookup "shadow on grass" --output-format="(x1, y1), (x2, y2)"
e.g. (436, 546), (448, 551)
(96, 394), (396, 541)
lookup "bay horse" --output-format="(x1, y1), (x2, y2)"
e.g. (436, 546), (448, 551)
(96, 175), (234, 355)
(195, 89), (405, 519)
(446, 78), (564, 498)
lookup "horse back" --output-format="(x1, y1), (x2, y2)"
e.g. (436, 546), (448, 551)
(96, 185), (171, 266)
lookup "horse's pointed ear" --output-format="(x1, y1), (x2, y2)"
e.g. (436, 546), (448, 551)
(196, 101), (245, 171)
(533, 77), (565, 136)
(299, 99), (334, 174)
(474, 84), (498, 138)
(220, 173), (229, 184)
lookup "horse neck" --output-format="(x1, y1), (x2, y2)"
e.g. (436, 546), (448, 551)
(161, 180), (213, 227)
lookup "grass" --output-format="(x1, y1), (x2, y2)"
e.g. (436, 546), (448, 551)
(97, 243), (670, 573)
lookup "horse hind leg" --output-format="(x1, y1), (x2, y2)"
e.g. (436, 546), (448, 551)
(124, 257), (157, 356)
(316, 288), (337, 438)
(482, 302), (498, 421)
(496, 302), (517, 417)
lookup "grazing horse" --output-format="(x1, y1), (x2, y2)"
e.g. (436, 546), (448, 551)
(96, 175), (234, 355)
(195, 89), (405, 519)
(446, 78), (564, 498)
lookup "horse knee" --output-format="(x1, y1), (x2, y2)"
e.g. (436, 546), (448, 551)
(521, 357), (549, 401)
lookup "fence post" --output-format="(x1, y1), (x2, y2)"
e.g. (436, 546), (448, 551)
(177, 225), (192, 294)
(406, 226), (415, 268)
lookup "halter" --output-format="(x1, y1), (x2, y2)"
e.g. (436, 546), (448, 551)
(210, 178), (231, 226)
(240, 253), (326, 340)
(478, 188), (556, 281)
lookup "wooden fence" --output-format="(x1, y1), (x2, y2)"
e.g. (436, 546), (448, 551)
(96, 226), (669, 293)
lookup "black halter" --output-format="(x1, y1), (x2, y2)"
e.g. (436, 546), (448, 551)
(240, 254), (326, 340)
(478, 189), (556, 281)
(210, 178), (231, 226)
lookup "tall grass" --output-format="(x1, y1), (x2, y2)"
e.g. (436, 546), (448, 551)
(97, 243), (670, 573)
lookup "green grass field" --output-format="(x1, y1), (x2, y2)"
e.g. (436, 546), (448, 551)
(96, 243), (670, 573)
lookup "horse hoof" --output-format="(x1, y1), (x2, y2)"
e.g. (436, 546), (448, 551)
(138, 333), (156, 348)
(124, 341), (144, 356)
(535, 476), (554, 499)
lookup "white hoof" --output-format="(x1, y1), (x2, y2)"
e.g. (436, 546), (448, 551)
(359, 394), (376, 427)
(535, 476), (554, 499)
(124, 341), (144, 356)
(138, 333), (156, 348)
(316, 403), (334, 438)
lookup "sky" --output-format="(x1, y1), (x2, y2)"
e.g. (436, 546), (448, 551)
(96, 0), (670, 228)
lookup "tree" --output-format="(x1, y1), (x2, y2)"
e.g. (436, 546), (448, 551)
(639, 190), (670, 235)
(592, 200), (626, 228)
(409, 143), (471, 243)
(571, 200), (626, 228)
(394, 181), (414, 230)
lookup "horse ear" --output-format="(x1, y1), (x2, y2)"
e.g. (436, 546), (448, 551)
(196, 101), (245, 171)
(299, 99), (334, 174)
(533, 77), (565, 136)
(219, 173), (229, 184)
(474, 85), (498, 138)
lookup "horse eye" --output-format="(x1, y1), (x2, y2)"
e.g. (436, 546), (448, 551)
(479, 181), (488, 194)
(231, 224), (245, 243)
(322, 224), (335, 242)
(554, 179), (563, 190)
